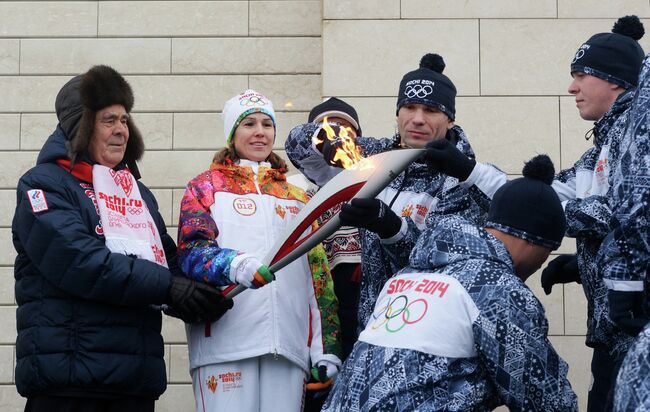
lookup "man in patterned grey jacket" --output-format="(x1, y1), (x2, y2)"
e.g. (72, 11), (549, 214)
(433, 16), (646, 411)
(322, 155), (577, 412)
(602, 52), (650, 412)
(285, 53), (506, 334)
(542, 16), (646, 412)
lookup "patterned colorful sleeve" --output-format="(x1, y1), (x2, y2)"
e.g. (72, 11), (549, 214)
(599, 56), (650, 289)
(177, 179), (238, 286)
(307, 241), (342, 360)
(473, 281), (578, 411)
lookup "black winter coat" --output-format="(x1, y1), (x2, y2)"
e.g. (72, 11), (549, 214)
(12, 126), (176, 399)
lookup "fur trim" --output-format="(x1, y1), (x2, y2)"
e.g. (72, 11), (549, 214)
(80, 65), (134, 112)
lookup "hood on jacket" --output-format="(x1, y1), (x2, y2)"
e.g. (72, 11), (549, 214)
(37, 126), (70, 165)
(408, 215), (513, 272)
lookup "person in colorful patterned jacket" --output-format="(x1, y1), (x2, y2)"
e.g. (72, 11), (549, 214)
(613, 322), (650, 411)
(177, 89), (341, 412)
(322, 155), (577, 412)
(285, 53), (506, 333)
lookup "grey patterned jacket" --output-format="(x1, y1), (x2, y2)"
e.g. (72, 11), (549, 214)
(614, 322), (650, 411)
(285, 123), (506, 330)
(551, 88), (636, 358)
(599, 53), (650, 297)
(322, 215), (577, 412)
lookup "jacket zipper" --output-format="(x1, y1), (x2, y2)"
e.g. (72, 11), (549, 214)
(251, 164), (280, 359)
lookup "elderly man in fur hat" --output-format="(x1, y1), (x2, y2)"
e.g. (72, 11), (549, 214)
(12, 65), (233, 412)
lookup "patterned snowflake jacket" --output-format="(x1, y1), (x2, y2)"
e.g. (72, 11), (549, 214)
(551, 89), (636, 358)
(599, 54), (650, 300)
(322, 215), (577, 412)
(285, 123), (506, 330)
(614, 322), (650, 411)
(177, 159), (341, 373)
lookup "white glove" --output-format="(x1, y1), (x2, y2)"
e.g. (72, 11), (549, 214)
(229, 254), (274, 289)
(315, 359), (340, 381)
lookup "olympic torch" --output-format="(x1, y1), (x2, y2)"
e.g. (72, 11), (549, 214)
(224, 147), (425, 299)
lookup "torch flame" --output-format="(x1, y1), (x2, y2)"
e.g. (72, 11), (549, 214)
(312, 116), (364, 169)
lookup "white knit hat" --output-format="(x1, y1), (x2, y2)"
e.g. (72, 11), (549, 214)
(222, 89), (276, 145)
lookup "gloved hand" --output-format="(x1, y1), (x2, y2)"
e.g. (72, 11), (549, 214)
(424, 139), (476, 181)
(167, 276), (234, 322)
(311, 360), (340, 382)
(540, 254), (581, 295)
(339, 198), (402, 239)
(230, 255), (275, 289)
(609, 290), (649, 336)
(315, 125), (359, 168)
(163, 296), (233, 324)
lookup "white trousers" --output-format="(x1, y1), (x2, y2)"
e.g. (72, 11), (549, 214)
(192, 355), (307, 412)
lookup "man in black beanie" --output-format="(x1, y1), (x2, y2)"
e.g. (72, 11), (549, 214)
(322, 155), (577, 412)
(545, 15), (646, 412)
(285, 54), (506, 339)
(420, 16), (646, 412)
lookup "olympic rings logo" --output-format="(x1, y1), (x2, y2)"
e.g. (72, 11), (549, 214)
(127, 207), (143, 215)
(239, 95), (267, 106)
(370, 295), (428, 333)
(571, 49), (585, 64)
(404, 84), (433, 99)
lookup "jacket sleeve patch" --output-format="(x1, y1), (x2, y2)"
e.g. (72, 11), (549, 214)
(27, 189), (49, 213)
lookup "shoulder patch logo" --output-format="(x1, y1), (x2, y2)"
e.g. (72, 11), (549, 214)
(27, 189), (49, 213)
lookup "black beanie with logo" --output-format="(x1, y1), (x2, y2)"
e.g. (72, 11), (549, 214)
(308, 97), (362, 135)
(571, 15), (645, 89)
(486, 154), (566, 250)
(396, 53), (457, 120)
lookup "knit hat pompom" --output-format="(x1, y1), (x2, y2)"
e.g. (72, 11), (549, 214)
(486, 154), (565, 250)
(396, 52), (457, 119)
(613, 15), (645, 40)
(522, 154), (555, 185)
(570, 15), (645, 89)
(419, 53), (445, 74)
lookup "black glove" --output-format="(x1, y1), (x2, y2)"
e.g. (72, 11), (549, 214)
(339, 198), (402, 239)
(540, 254), (581, 295)
(167, 276), (234, 323)
(424, 139), (476, 181)
(608, 290), (649, 336)
(316, 125), (359, 168)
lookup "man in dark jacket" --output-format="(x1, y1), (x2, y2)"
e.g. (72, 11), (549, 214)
(285, 53), (506, 336)
(12, 65), (232, 412)
(322, 155), (577, 412)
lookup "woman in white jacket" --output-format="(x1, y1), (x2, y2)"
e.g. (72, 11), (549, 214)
(177, 90), (341, 412)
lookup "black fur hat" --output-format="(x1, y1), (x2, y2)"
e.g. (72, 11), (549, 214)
(65, 65), (143, 172)
(80, 65), (134, 112)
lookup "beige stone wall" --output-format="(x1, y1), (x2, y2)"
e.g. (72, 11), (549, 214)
(2, 1), (650, 410)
